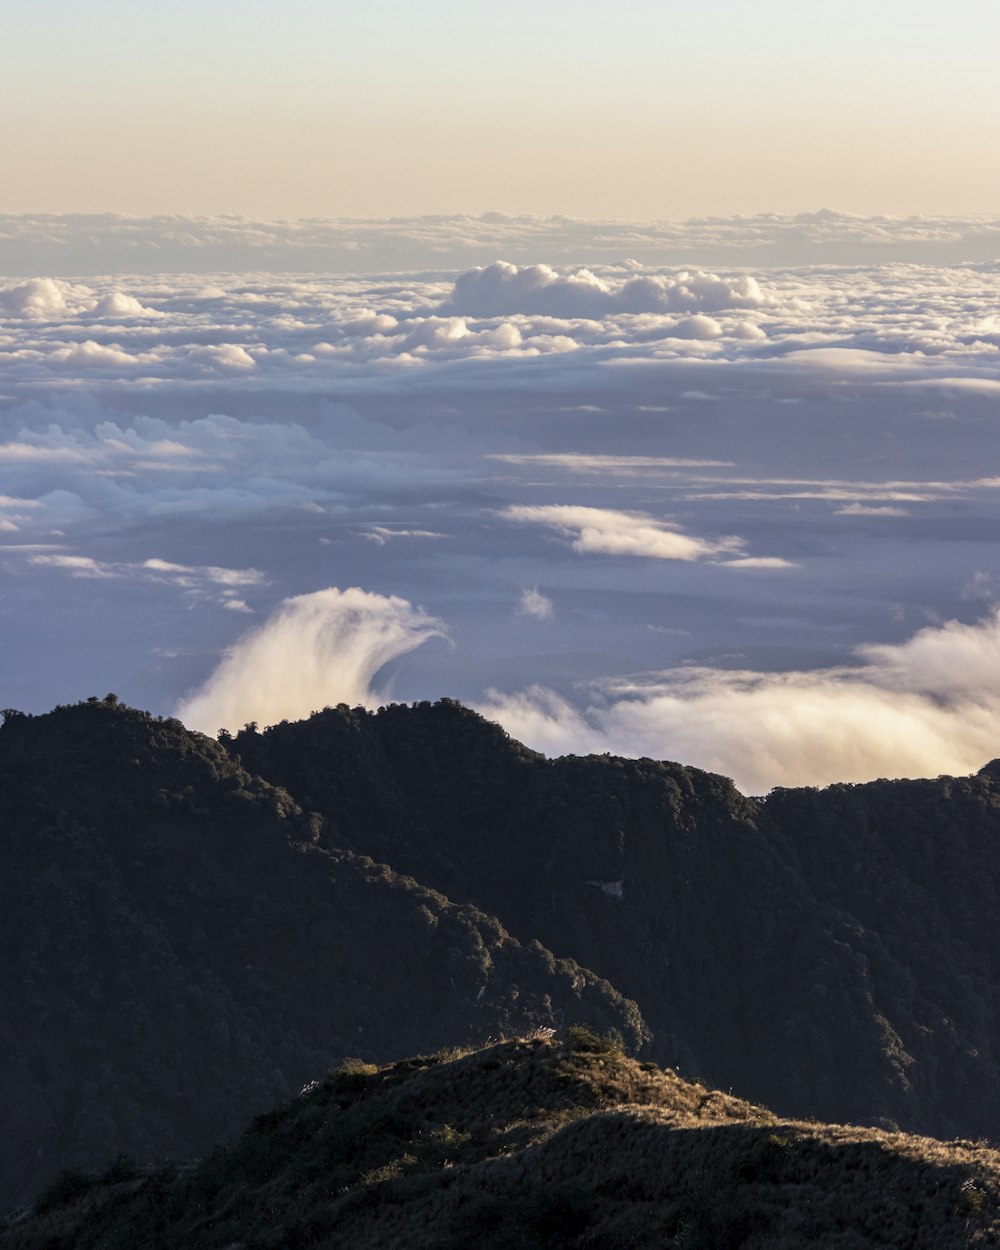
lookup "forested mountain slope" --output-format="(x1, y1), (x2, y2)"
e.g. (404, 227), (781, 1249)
(230, 700), (1000, 1143)
(4, 1032), (999, 1250)
(0, 702), (644, 1212)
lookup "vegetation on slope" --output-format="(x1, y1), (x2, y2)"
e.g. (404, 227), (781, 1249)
(0, 700), (645, 1212)
(4, 1031), (999, 1250)
(229, 699), (1000, 1142)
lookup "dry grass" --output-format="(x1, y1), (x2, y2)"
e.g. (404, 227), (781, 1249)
(5, 1032), (1000, 1248)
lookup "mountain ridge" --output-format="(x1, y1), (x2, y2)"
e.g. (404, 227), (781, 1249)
(7, 694), (1000, 1215)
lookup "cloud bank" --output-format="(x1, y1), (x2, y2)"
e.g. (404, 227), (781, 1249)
(479, 611), (1000, 794)
(5, 259), (1000, 390)
(176, 587), (446, 734)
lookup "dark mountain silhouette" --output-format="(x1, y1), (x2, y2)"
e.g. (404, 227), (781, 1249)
(4, 1032), (999, 1250)
(0, 701), (644, 1213)
(8, 694), (1000, 1223)
(229, 700), (1000, 1144)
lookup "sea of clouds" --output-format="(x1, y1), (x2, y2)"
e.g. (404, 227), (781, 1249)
(4, 212), (1000, 792)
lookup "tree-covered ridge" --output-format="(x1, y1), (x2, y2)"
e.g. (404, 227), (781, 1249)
(230, 700), (1000, 1144)
(0, 700), (644, 1213)
(4, 1032), (999, 1250)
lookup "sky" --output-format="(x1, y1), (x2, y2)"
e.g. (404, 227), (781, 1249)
(3, 0), (999, 218)
(3, 8), (1000, 793)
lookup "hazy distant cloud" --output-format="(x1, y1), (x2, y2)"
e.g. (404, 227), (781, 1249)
(516, 586), (554, 620)
(361, 526), (446, 545)
(176, 586), (446, 733)
(682, 475), (1000, 505)
(835, 503), (911, 517)
(25, 552), (266, 604)
(479, 610), (1000, 794)
(489, 454), (732, 473)
(5, 211), (1000, 274)
(28, 553), (115, 578)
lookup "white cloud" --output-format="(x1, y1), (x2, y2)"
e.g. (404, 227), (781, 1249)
(478, 610), (1000, 795)
(442, 261), (770, 319)
(501, 504), (745, 562)
(175, 586), (446, 733)
(0, 277), (158, 320)
(720, 557), (797, 570)
(516, 586), (554, 620)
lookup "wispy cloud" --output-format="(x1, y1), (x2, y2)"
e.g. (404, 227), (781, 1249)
(361, 526), (446, 545)
(176, 586), (446, 733)
(489, 453), (732, 473)
(26, 551), (266, 602)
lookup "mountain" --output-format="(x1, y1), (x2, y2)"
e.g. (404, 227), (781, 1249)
(0, 700), (645, 1212)
(3, 1031), (998, 1250)
(228, 699), (1000, 1143)
(8, 693), (1000, 1217)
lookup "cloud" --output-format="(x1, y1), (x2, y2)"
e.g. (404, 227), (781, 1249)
(719, 557), (797, 570)
(0, 278), (78, 318)
(26, 551), (265, 598)
(489, 454), (732, 473)
(4, 249), (1000, 749)
(835, 503), (911, 516)
(441, 261), (770, 319)
(478, 610), (1000, 794)
(175, 586), (447, 733)
(361, 526), (446, 545)
(501, 504), (746, 562)
(4, 260), (1000, 389)
(516, 586), (554, 620)
(28, 554), (115, 578)
(0, 277), (157, 320)
(6, 211), (1000, 275)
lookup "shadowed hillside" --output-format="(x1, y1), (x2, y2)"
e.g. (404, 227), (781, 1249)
(4, 1032), (999, 1250)
(230, 699), (1000, 1142)
(0, 701), (645, 1213)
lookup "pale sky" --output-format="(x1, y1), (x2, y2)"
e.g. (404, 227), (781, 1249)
(2, 0), (998, 218)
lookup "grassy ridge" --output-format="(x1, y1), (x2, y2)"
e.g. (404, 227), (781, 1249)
(4, 1032), (998, 1249)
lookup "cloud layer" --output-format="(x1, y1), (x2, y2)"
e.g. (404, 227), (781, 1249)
(4, 244), (1000, 795)
(3, 257), (1000, 390)
(4, 211), (1000, 274)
